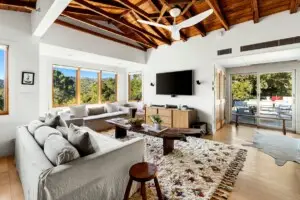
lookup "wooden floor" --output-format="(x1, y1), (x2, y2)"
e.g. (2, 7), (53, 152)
(0, 125), (300, 200)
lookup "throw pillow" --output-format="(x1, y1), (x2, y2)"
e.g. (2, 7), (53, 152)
(44, 134), (80, 166)
(68, 124), (95, 156)
(28, 120), (46, 135)
(88, 106), (105, 116)
(34, 126), (62, 147)
(56, 126), (69, 139)
(69, 105), (88, 118)
(45, 113), (61, 128)
(106, 103), (118, 113)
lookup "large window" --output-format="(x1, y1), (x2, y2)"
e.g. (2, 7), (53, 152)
(52, 66), (117, 107)
(128, 73), (142, 101)
(53, 66), (77, 107)
(80, 70), (99, 104)
(101, 71), (117, 102)
(0, 45), (8, 114)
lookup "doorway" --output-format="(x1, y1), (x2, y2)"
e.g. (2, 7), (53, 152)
(230, 71), (295, 131)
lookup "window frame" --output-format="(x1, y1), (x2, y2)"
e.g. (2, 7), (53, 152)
(128, 72), (143, 102)
(0, 45), (9, 115)
(52, 65), (118, 108)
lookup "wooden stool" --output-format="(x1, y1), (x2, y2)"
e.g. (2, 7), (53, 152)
(123, 162), (163, 200)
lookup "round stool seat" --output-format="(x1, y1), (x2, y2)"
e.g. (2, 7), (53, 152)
(129, 162), (157, 182)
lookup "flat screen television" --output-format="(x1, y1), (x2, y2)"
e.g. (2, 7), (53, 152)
(156, 70), (193, 95)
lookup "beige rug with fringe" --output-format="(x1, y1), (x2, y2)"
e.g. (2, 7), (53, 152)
(105, 131), (247, 200)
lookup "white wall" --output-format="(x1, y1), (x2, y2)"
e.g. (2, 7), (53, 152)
(144, 11), (300, 131)
(0, 11), (40, 156)
(39, 56), (127, 115)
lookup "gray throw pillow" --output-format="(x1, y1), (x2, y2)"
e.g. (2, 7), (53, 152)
(45, 113), (61, 128)
(34, 126), (62, 147)
(68, 124), (95, 156)
(69, 105), (88, 118)
(88, 106), (105, 116)
(56, 126), (69, 139)
(28, 120), (46, 135)
(44, 134), (80, 166)
(106, 103), (118, 113)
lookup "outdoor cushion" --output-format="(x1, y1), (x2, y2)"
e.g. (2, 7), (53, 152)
(44, 134), (80, 166)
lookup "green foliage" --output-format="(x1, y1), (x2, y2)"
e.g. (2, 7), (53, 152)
(53, 70), (76, 107)
(80, 77), (98, 104)
(129, 74), (142, 101)
(232, 73), (292, 101)
(150, 115), (163, 124)
(101, 77), (116, 102)
(0, 87), (4, 111)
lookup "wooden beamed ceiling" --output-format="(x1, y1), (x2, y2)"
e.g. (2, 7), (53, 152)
(1, 0), (299, 51)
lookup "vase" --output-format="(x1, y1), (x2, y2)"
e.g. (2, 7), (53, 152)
(154, 123), (161, 130)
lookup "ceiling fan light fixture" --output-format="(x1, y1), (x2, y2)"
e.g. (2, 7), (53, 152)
(169, 7), (181, 18)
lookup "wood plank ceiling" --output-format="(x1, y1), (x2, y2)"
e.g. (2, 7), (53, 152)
(1, 0), (299, 51)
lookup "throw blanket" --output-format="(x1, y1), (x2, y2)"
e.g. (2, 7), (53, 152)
(245, 131), (300, 166)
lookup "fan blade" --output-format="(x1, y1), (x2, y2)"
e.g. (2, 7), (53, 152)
(171, 30), (181, 41)
(176, 9), (213, 29)
(137, 20), (171, 31)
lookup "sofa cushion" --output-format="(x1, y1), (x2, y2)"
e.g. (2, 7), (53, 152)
(44, 134), (80, 166)
(68, 124), (96, 156)
(28, 120), (46, 135)
(105, 103), (119, 113)
(56, 126), (69, 139)
(88, 106), (105, 116)
(45, 113), (61, 128)
(34, 126), (62, 147)
(83, 111), (127, 121)
(70, 105), (88, 118)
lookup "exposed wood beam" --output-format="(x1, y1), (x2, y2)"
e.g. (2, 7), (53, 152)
(74, 0), (171, 44)
(251, 0), (259, 23)
(63, 10), (106, 20)
(185, 10), (206, 37)
(120, 0), (148, 18)
(205, 0), (229, 30)
(167, 0), (197, 5)
(181, 0), (196, 15)
(129, 11), (159, 46)
(0, 0), (36, 10)
(85, 0), (128, 9)
(157, 4), (168, 23)
(62, 13), (157, 48)
(114, 0), (172, 44)
(290, 0), (299, 13)
(32, 0), (72, 37)
(55, 19), (146, 51)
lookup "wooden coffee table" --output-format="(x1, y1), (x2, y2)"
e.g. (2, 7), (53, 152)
(106, 119), (202, 155)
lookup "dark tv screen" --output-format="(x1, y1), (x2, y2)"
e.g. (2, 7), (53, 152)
(156, 70), (193, 95)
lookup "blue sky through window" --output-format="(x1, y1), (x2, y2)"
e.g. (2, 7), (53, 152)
(0, 49), (5, 80)
(81, 70), (97, 79)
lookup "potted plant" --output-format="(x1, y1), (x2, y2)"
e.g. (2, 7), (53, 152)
(150, 115), (163, 130)
(128, 118), (144, 128)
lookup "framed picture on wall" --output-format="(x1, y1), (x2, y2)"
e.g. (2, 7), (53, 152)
(21, 72), (35, 85)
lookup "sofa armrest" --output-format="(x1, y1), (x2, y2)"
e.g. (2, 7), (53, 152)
(64, 118), (84, 127)
(39, 138), (144, 200)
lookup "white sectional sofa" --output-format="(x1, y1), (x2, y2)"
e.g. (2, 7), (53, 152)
(15, 126), (144, 200)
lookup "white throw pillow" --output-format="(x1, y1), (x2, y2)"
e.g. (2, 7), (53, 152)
(69, 105), (88, 118)
(106, 103), (119, 113)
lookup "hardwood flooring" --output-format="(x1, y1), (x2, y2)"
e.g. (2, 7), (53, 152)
(0, 125), (300, 200)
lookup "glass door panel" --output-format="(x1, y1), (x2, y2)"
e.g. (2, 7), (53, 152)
(259, 72), (293, 129)
(231, 74), (258, 125)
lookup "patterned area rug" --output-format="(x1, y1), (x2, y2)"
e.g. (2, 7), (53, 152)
(105, 131), (247, 200)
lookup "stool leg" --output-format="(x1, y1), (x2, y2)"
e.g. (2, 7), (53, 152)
(123, 178), (133, 200)
(141, 182), (147, 200)
(154, 177), (163, 200)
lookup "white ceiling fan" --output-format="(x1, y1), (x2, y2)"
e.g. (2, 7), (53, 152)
(137, 8), (213, 41)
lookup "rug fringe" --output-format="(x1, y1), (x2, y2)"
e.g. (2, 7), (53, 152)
(210, 149), (248, 200)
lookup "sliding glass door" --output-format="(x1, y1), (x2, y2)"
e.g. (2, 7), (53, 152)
(231, 71), (295, 130)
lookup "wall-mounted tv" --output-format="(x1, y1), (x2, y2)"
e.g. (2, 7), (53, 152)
(156, 70), (193, 95)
